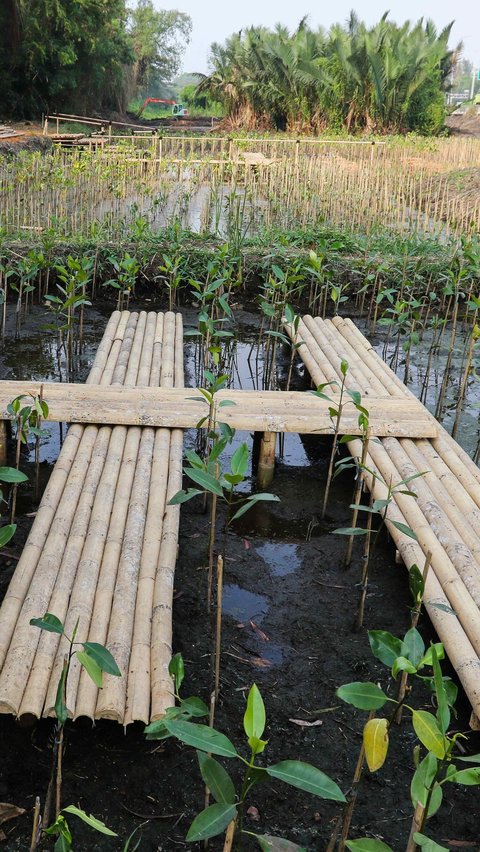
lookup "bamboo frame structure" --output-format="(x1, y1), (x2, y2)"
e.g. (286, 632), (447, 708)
(0, 310), (184, 725)
(0, 382), (437, 438)
(286, 314), (480, 725)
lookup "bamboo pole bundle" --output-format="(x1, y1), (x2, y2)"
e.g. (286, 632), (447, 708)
(286, 314), (480, 719)
(69, 426), (140, 719)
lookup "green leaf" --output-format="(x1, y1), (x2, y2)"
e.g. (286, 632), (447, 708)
(254, 835), (307, 851)
(62, 806), (117, 836)
(244, 683), (266, 740)
(457, 753), (480, 763)
(230, 493), (280, 521)
(55, 661), (69, 725)
(345, 841), (394, 852)
(413, 833), (448, 851)
(392, 656), (417, 678)
(401, 627), (425, 668)
(412, 710), (446, 759)
(418, 643), (445, 668)
(76, 651), (103, 688)
(30, 613), (64, 635)
(444, 767), (480, 785)
(266, 761), (345, 802)
(164, 720), (238, 758)
(390, 520), (417, 540)
(431, 644), (449, 733)
(197, 752), (236, 804)
(408, 563), (423, 604)
(82, 643), (121, 677)
(169, 652), (184, 692)
(368, 631), (403, 667)
(411, 752), (442, 817)
(0, 466), (28, 483)
(248, 735), (268, 755)
(231, 442), (249, 477)
(180, 696), (209, 717)
(0, 524), (16, 547)
(168, 488), (203, 505)
(185, 467), (224, 497)
(336, 682), (388, 710)
(333, 527), (369, 536)
(186, 803), (237, 842)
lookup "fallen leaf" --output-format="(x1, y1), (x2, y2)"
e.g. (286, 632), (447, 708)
(250, 621), (269, 642)
(243, 539), (251, 550)
(0, 803), (25, 826)
(0, 829), (6, 841)
(236, 623), (245, 629)
(289, 719), (323, 727)
(442, 843), (477, 848)
(247, 806), (261, 822)
(251, 658), (272, 668)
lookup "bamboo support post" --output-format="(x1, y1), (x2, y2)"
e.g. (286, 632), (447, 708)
(257, 431), (276, 488)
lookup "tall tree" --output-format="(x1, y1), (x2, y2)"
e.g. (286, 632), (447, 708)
(128, 0), (192, 94)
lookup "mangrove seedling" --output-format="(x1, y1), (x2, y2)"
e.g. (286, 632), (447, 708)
(146, 682), (346, 849)
(29, 613), (121, 832)
(337, 625), (480, 851)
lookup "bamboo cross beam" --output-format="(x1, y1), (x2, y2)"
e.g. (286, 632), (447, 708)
(0, 381), (437, 438)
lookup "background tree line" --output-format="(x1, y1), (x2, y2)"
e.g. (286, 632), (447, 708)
(0, 0), (191, 117)
(198, 13), (460, 134)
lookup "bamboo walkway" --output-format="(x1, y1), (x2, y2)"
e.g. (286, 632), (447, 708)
(286, 315), (480, 726)
(0, 310), (184, 725)
(1, 310), (479, 727)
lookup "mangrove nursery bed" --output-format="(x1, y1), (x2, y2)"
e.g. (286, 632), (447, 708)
(0, 304), (479, 850)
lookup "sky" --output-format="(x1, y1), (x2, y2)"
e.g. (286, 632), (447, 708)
(158, 0), (480, 76)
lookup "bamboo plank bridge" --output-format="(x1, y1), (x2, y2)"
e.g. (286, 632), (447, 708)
(0, 311), (479, 726)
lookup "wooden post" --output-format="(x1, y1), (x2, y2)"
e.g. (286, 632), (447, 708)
(0, 421), (7, 465)
(257, 432), (276, 488)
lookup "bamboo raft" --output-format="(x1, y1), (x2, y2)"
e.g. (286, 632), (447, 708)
(286, 315), (480, 726)
(0, 310), (184, 725)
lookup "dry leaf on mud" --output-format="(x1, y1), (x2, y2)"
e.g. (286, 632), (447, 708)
(243, 539), (251, 549)
(0, 804), (25, 826)
(251, 657), (272, 668)
(250, 621), (269, 642)
(247, 806), (261, 822)
(0, 803), (25, 839)
(289, 718), (323, 727)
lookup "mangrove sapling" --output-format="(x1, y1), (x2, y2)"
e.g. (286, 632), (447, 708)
(337, 635), (479, 852)
(311, 360), (369, 521)
(29, 612), (121, 831)
(43, 805), (117, 851)
(7, 393), (49, 521)
(158, 251), (184, 311)
(451, 311), (480, 440)
(169, 435), (279, 701)
(330, 404), (371, 568)
(0, 465), (28, 548)
(104, 252), (140, 311)
(334, 469), (425, 630)
(146, 682), (346, 849)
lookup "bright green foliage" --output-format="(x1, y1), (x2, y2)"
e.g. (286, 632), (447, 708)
(146, 676), (345, 846)
(198, 14), (456, 133)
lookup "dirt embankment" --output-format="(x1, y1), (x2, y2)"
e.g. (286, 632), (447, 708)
(0, 122), (51, 156)
(445, 108), (480, 138)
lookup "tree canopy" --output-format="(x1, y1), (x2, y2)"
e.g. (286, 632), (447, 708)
(198, 13), (459, 133)
(0, 0), (191, 117)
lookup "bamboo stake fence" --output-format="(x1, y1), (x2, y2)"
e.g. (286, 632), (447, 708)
(0, 310), (184, 725)
(1, 135), (479, 239)
(286, 314), (480, 725)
